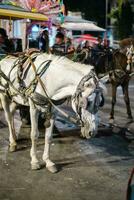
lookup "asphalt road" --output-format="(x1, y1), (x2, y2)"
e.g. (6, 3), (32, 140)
(0, 79), (134, 200)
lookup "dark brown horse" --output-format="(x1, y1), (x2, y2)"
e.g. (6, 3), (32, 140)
(74, 44), (133, 123)
(103, 49), (133, 123)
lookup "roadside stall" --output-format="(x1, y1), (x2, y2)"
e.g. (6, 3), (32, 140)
(0, 0), (65, 52)
(61, 21), (105, 33)
(0, 4), (48, 50)
(61, 19), (106, 45)
(52, 14), (106, 48)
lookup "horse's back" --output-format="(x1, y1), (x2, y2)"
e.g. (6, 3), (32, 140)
(0, 56), (18, 75)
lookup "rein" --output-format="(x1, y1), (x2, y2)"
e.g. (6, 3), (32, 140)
(0, 67), (27, 100)
(0, 53), (99, 126)
(0, 54), (51, 100)
(27, 54), (100, 125)
(0, 55), (79, 125)
(72, 70), (99, 122)
(25, 53), (80, 125)
(126, 45), (134, 72)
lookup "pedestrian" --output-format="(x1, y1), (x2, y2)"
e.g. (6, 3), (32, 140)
(0, 28), (14, 55)
(64, 37), (75, 59)
(51, 32), (66, 56)
(76, 43), (82, 53)
(39, 30), (49, 53)
(0, 33), (6, 55)
(93, 36), (104, 51)
(91, 36), (104, 66)
(83, 40), (91, 51)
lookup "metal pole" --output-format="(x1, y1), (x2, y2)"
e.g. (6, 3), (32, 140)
(105, 0), (108, 29)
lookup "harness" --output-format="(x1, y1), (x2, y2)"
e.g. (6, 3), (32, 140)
(0, 53), (101, 127)
(18, 59), (52, 99)
(72, 70), (101, 124)
(0, 53), (79, 125)
(0, 54), (51, 100)
(126, 45), (134, 72)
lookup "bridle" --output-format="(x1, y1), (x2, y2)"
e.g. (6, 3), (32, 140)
(126, 45), (134, 71)
(72, 70), (102, 124)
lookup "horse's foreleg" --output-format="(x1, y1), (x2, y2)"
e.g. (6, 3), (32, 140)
(122, 83), (133, 121)
(29, 99), (40, 170)
(9, 101), (17, 145)
(42, 118), (58, 173)
(0, 95), (17, 152)
(110, 85), (117, 123)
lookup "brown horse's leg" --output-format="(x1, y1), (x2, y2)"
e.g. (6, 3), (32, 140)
(122, 82), (133, 120)
(110, 84), (117, 122)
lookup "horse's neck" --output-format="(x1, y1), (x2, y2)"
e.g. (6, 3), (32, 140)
(36, 56), (93, 100)
(95, 54), (108, 74)
(113, 52), (127, 71)
(0, 56), (18, 77)
(48, 70), (82, 100)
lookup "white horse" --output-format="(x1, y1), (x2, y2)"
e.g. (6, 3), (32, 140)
(0, 53), (106, 173)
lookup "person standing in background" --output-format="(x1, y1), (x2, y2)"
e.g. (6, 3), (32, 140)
(51, 32), (66, 56)
(39, 30), (49, 53)
(51, 32), (74, 57)
(0, 28), (14, 54)
(64, 37), (75, 59)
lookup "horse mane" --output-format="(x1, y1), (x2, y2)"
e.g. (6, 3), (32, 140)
(49, 54), (94, 72)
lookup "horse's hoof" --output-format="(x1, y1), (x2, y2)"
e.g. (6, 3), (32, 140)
(109, 118), (114, 125)
(9, 144), (17, 152)
(31, 163), (41, 170)
(46, 164), (58, 173)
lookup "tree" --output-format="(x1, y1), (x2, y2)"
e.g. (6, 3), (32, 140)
(64, 0), (106, 27)
(110, 0), (133, 39)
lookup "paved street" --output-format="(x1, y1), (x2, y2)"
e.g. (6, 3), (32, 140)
(0, 79), (134, 200)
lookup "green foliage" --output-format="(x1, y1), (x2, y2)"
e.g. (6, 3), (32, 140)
(109, 1), (133, 39)
(109, 7), (120, 20)
(64, 0), (106, 27)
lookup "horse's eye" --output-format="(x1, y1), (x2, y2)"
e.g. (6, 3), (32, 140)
(85, 83), (90, 87)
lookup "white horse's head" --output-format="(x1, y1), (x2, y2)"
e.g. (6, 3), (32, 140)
(72, 70), (106, 139)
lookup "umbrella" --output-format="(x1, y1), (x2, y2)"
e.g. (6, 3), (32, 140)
(73, 34), (98, 46)
(77, 34), (98, 43)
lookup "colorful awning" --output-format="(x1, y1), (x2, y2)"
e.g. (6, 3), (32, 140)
(0, 6), (48, 21)
(61, 22), (105, 32)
